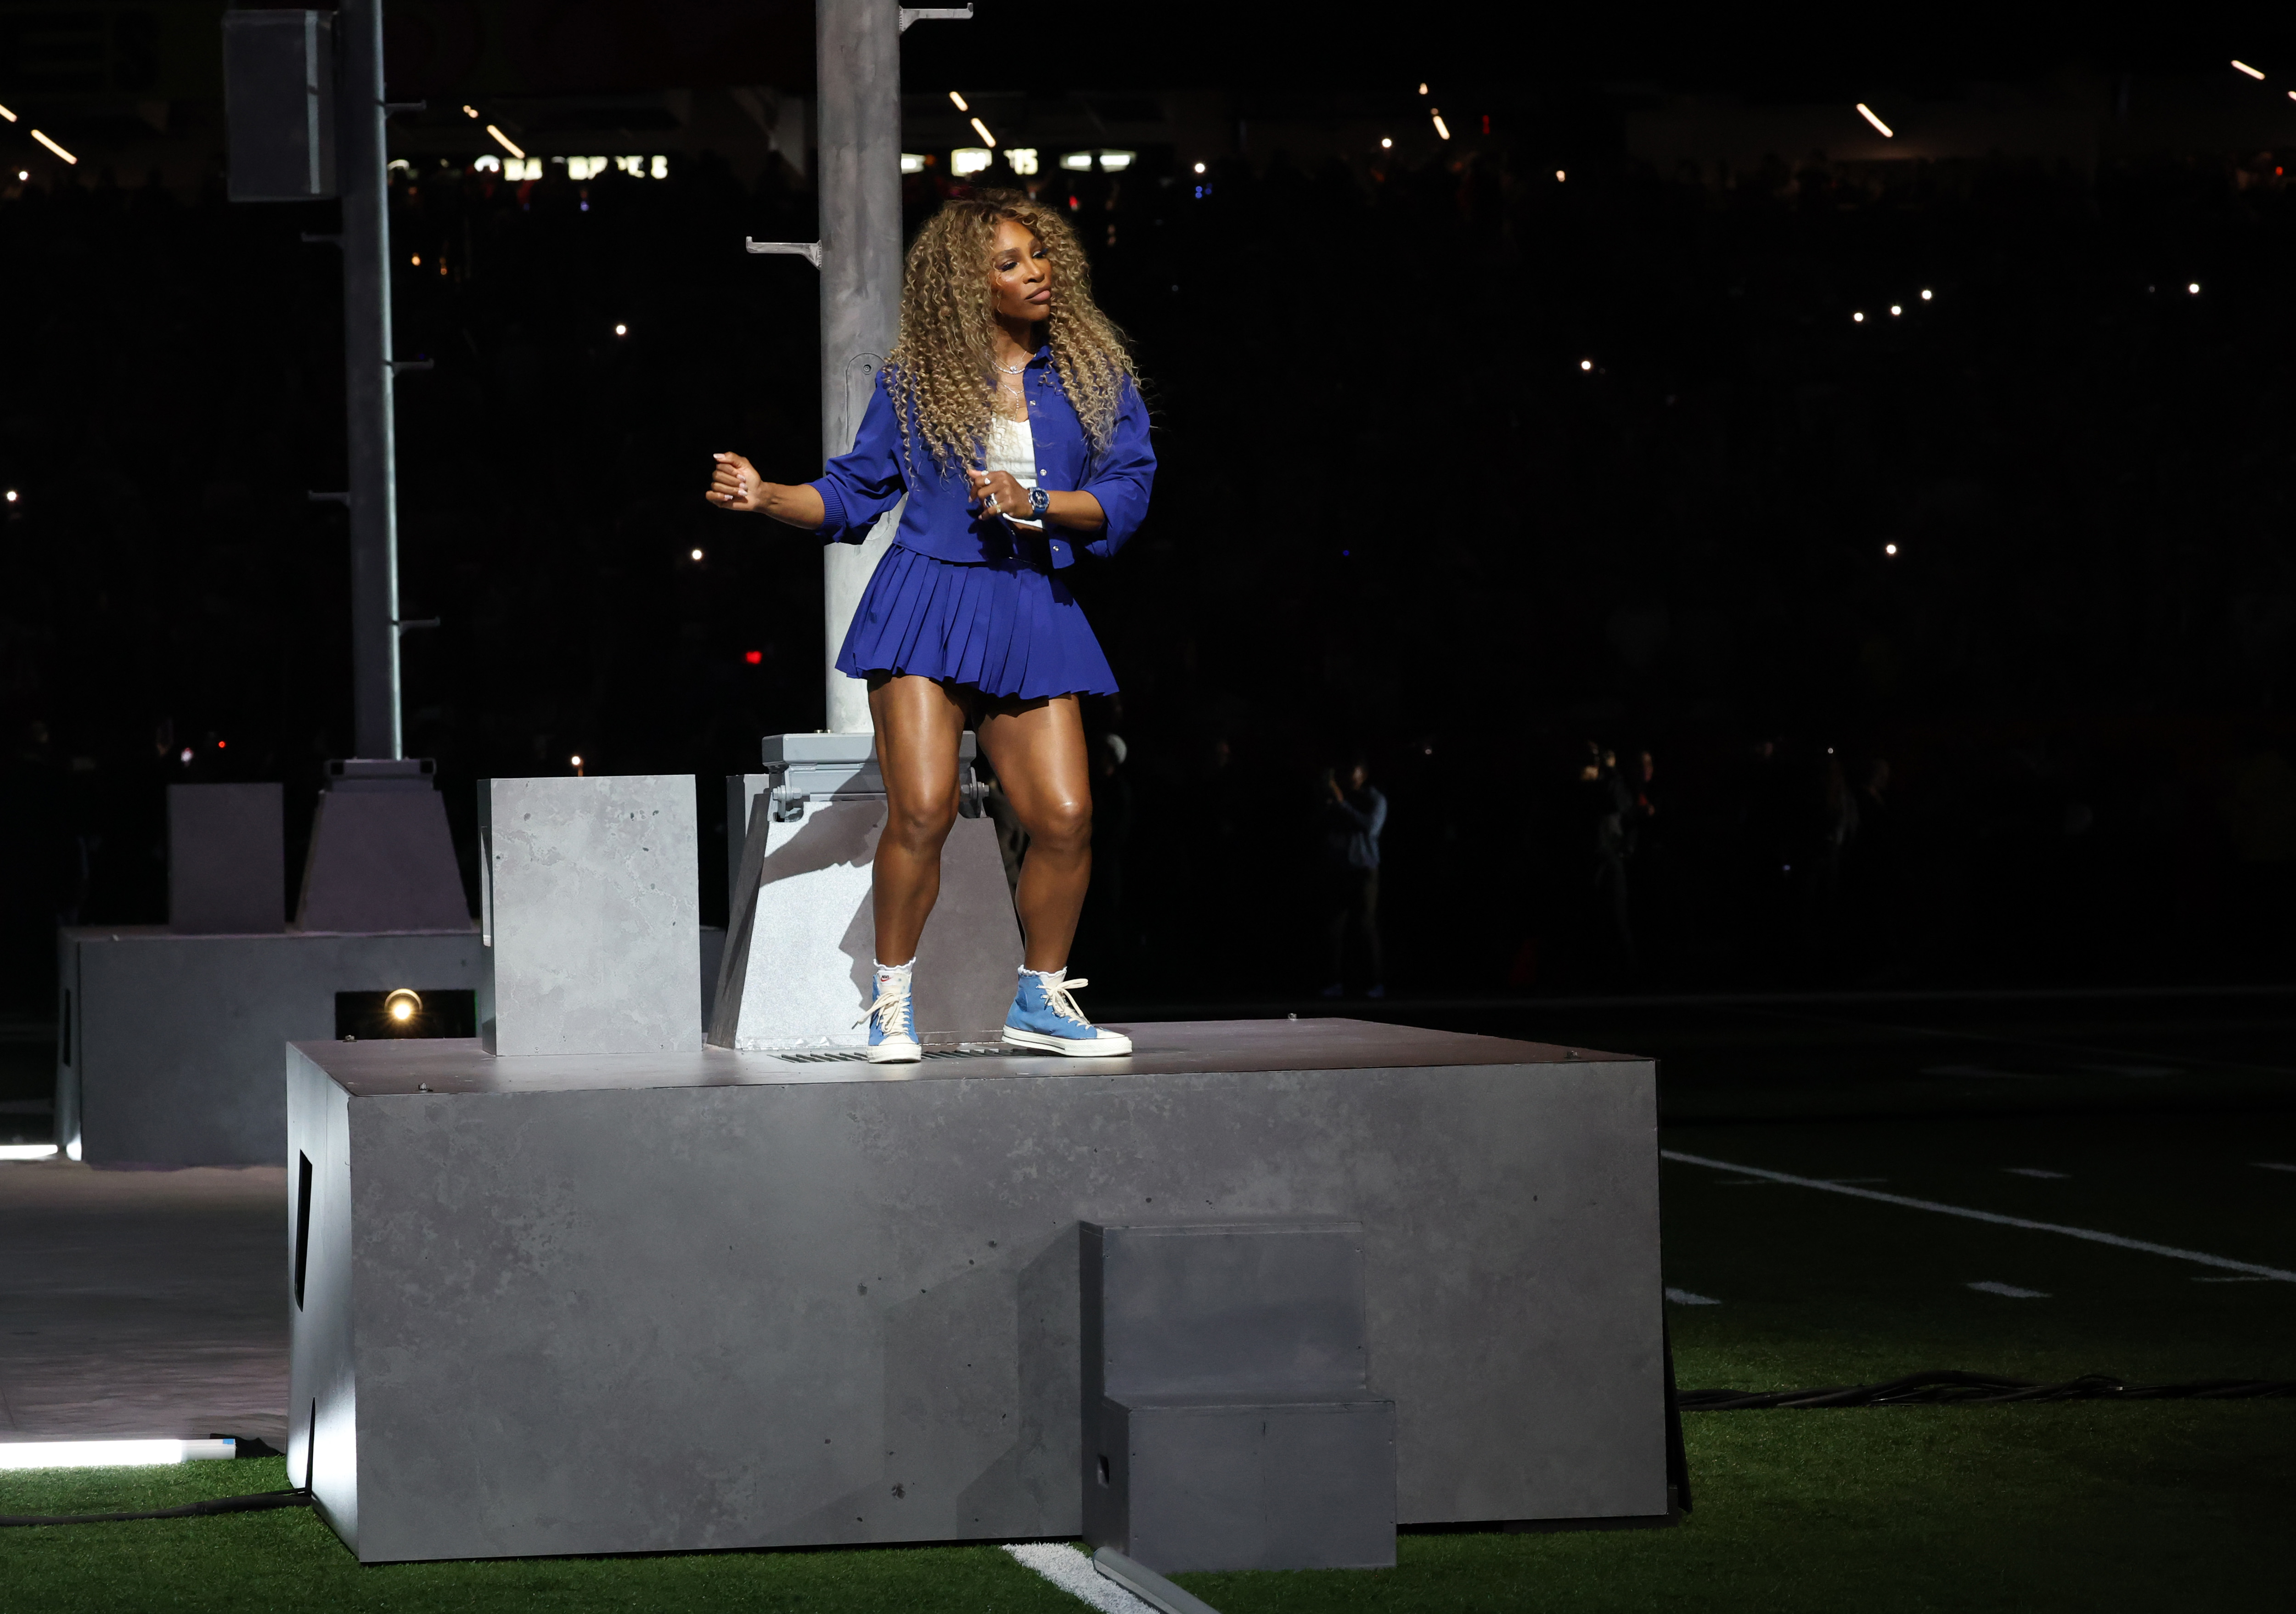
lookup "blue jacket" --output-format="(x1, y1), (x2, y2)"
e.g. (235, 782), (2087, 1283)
(806, 349), (1155, 571)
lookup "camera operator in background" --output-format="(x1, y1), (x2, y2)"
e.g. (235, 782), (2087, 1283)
(1317, 755), (1387, 999)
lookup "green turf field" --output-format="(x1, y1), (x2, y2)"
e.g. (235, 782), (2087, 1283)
(5, 996), (2290, 1612)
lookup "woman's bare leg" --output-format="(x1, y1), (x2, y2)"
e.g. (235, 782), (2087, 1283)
(975, 694), (1093, 972)
(868, 674), (969, 965)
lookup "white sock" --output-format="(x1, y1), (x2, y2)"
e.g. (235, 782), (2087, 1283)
(876, 958), (913, 984)
(1020, 966), (1064, 984)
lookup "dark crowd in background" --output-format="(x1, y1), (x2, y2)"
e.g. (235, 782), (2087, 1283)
(6, 123), (2296, 1012)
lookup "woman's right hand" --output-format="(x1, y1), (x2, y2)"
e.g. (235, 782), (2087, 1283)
(708, 451), (767, 512)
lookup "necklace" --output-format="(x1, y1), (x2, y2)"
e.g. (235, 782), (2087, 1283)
(992, 352), (1030, 374)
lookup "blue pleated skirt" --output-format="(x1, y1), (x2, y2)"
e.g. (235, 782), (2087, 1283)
(835, 543), (1119, 698)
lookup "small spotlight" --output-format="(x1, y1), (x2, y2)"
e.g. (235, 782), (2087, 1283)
(178, 747), (192, 764)
(1853, 311), (1865, 322)
(1890, 304), (1902, 316)
(15, 171), (25, 182)
(1555, 169), (1566, 181)
(690, 547), (704, 561)
(384, 989), (422, 1024)
(1193, 161), (1206, 174)
(1580, 359), (1593, 371)
(1921, 289), (1933, 300)
(1884, 543), (1899, 556)
(1380, 137), (1392, 149)
(614, 323), (627, 336)
(4, 489), (15, 502)
(2189, 282), (2201, 294)
(1854, 103), (1893, 138)
(949, 90), (970, 112)
(411, 254), (421, 266)
(570, 754), (584, 773)
(2233, 60), (2266, 80)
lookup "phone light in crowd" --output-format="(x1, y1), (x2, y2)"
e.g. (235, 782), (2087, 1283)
(948, 90), (969, 112)
(1580, 359), (1593, 371)
(462, 103), (479, 118)
(1921, 288), (1933, 300)
(179, 746), (192, 764)
(953, 147), (992, 176)
(969, 116), (996, 147)
(0, 103), (15, 121)
(411, 254), (421, 266)
(2234, 60), (2266, 80)
(0, 1439), (240, 1470)
(614, 323), (627, 336)
(2189, 282), (2201, 294)
(1381, 137), (1393, 149)
(15, 171), (25, 181)
(901, 152), (926, 173)
(1418, 82), (1429, 95)
(486, 124), (525, 159)
(1885, 543), (1899, 556)
(1890, 304), (1903, 316)
(1556, 169), (1566, 181)
(4, 489), (16, 502)
(1193, 161), (1206, 174)
(743, 650), (764, 665)
(1431, 111), (1452, 140)
(1006, 147), (1039, 175)
(1853, 311), (1866, 322)
(690, 548), (704, 562)
(1855, 103), (1893, 138)
(30, 129), (77, 164)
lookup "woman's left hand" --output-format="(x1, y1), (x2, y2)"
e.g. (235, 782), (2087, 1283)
(965, 467), (1031, 520)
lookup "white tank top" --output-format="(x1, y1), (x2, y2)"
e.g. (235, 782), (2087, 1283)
(985, 412), (1043, 529)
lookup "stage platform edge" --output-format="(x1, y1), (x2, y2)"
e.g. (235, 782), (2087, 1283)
(286, 1016), (1665, 1563)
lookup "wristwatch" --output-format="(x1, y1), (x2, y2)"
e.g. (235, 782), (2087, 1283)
(1027, 485), (1051, 522)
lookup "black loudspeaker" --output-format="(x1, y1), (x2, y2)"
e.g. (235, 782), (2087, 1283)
(224, 9), (338, 201)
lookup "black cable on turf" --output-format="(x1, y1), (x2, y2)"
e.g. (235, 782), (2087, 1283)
(0, 1488), (311, 1527)
(1680, 1371), (2296, 1411)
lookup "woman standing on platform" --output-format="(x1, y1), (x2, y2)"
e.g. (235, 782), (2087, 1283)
(705, 190), (1153, 1063)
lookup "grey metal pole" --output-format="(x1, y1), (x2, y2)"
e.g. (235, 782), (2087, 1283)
(815, 0), (904, 736)
(337, 0), (403, 760)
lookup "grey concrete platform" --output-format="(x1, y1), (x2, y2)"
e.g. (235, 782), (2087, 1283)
(59, 927), (484, 1167)
(287, 1018), (1665, 1563)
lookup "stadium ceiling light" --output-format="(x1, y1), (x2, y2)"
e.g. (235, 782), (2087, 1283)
(0, 1438), (240, 1470)
(1884, 543), (1899, 556)
(0, 103), (16, 122)
(2233, 60), (2266, 80)
(1580, 358), (1593, 371)
(1891, 304), (1902, 315)
(969, 116), (996, 147)
(949, 90), (969, 111)
(1853, 311), (1866, 322)
(29, 129), (77, 164)
(486, 124), (524, 159)
(690, 547), (704, 561)
(1855, 103), (1894, 138)
(1380, 137), (1392, 149)
(1193, 161), (1206, 174)
(1921, 288), (1933, 299)
(462, 104), (479, 118)
(2189, 282), (2201, 294)
(1431, 111), (1452, 140)
(1418, 82), (1429, 95)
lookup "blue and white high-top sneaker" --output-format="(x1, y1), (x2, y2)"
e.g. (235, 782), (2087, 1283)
(856, 962), (921, 1063)
(1003, 968), (1132, 1057)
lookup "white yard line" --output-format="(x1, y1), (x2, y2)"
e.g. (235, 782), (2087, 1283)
(1967, 1281), (2049, 1298)
(1005, 1543), (1160, 1614)
(1662, 1151), (2296, 1282)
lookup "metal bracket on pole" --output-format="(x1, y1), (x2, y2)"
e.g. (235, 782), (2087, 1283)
(308, 490), (352, 505)
(746, 239), (822, 267)
(898, 6), (973, 30)
(394, 616), (440, 635)
(382, 100), (426, 115)
(388, 358), (433, 373)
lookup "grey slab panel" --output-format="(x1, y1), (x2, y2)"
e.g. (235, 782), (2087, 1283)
(1086, 1222), (1370, 1400)
(478, 775), (700, 1056)
(169, 782), (286, 934)
(61, 928), (484, 1166)
(286, 1020), (1666, 1562)
(1101, 1396), (1396, 1573)
(296, 784), (474, 933)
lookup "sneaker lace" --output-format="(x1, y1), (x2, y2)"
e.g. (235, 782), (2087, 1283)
(1040, 975), (1092, 1027)
(855, 974), (912, 1035)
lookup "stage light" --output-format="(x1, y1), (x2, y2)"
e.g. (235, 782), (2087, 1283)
(690, 547), (704, 561)
(1381, 138), (1392, 149)
(4, 489), (15, 502)
(411, 254), (421, 266)
(969, 116), (996, 147)
(614, 323), (627, 336)
(0, 1143), (57, 1160)
(1853, 311), (1865, 322)
(30, 129), (77, 164)
(1580, 359), (1593, 371)
(1885, 543), (1898, 556)
(486, 124), (524, 160)
(2234, 60), (2266, 80)
(1855, 103), (1893, 138)
(462, 104), (479, 118)
(569, 755), (584, 773)
(1193, 162), (1206, 174)
(1921, 289), (1933, 300)
(2189, 282), (2201, 294)
(744, 650), (763, 665)
(0, 1439), (239, 1470)
(1891, 304), (1902, 315)
(949, 90), (969, 112)
(1431, 112), (1451, 140)
(385, 989), (422, 1024)
(0, 103), (14, 121)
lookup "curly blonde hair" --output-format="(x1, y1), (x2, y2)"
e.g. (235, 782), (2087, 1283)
(886, 188), (1138, 480)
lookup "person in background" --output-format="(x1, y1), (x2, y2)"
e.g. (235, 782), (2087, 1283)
(1318, 755), (1388, 999)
